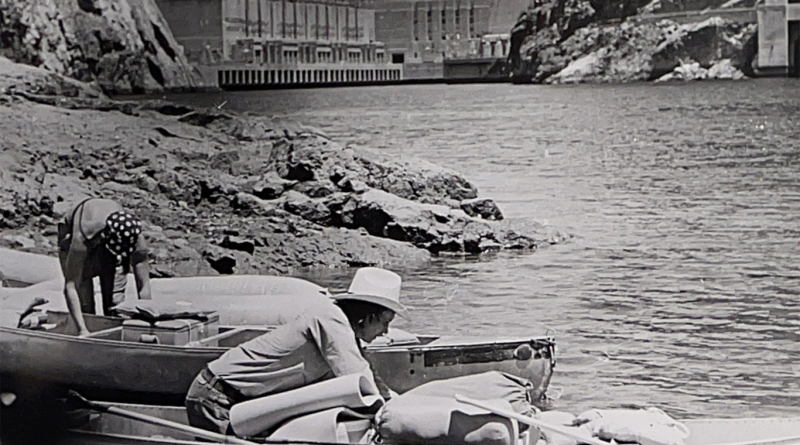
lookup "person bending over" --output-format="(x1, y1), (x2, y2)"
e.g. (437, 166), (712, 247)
(185, 267), (407, 435)
(58, 197), (151, 336)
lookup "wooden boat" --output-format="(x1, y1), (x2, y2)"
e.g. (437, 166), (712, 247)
(0, 310), (556, 407)
(45, 399), (800, 445)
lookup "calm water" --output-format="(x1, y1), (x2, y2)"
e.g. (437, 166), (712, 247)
(166, 79), (800, 419)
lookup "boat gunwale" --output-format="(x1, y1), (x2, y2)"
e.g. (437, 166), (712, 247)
(67, 428), (486, 445)
(68, 413), (800, 445)
(0, 324), (556, 355)
(66, 429), (216, 445)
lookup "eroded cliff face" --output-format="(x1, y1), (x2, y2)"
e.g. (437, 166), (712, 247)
(523, 0), (652, 45)
(0, 0), (202, 94)
(517, 0), (757, 84)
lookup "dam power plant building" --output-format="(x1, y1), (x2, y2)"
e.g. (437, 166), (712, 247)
(756, 0), (800, 77)
(155, 0), (531, 87)
(368, 0), (531, 80)
(156, 0), (403, 89)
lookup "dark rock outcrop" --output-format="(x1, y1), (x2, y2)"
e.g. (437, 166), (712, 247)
(509, 12), (536, 74)
(649, 18), (756, 80)
(460, 198), (504, 221)
(517, 0), (758, 84)
(0, 58), (567, 278)
(0, 0), (202, 95)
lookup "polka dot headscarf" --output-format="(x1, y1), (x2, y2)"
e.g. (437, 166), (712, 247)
(102, 211), (142, 264)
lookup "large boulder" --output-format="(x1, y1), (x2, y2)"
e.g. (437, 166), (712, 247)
(539, 21), (666, 84)
(337, 189), (453, 247)
(524, 16), (756, 85)
(264, 139), (479, 206)
(649, 18), (756, 79)
(655, 58), (746, 82)
(334, 189), (557, 254)
(0, 0), (202, 94)
(460, 198), (504, 221)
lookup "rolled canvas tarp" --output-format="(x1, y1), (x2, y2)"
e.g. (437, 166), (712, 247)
(0, 248), (62, 287)
(229, 373), (385, 438)
(0, 249), (331, 301)
(136, 275), (332, 325)
(0, 249), (330, 296)
(112, 291), (331, 326)
(376, 395), (519, 445)
(0, 249), (336, 326)
(143, 275), (331, 299)
(1, 285), (332, 327)
(268, 407), (372, 443)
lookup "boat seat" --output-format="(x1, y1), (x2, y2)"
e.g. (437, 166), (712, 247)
(85, 326), (123, 339)
(121, 315), (220, 346)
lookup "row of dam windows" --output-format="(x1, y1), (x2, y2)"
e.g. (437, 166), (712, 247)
(413, 3), (476, 41)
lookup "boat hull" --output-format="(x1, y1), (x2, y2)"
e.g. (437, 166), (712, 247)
(0, 315), (555, 406)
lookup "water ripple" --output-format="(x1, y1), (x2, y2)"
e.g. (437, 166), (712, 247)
(166, 78), (800, 419)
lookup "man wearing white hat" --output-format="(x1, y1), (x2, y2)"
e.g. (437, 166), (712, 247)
(185, 267), (407, 435)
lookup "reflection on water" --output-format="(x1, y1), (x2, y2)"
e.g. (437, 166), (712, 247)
(166, 78), (800, 419)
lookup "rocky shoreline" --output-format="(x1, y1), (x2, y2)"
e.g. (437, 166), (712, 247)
(0, 57), (568, 280)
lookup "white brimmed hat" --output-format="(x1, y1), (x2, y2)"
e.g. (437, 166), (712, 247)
(332, 267), (409, 319)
